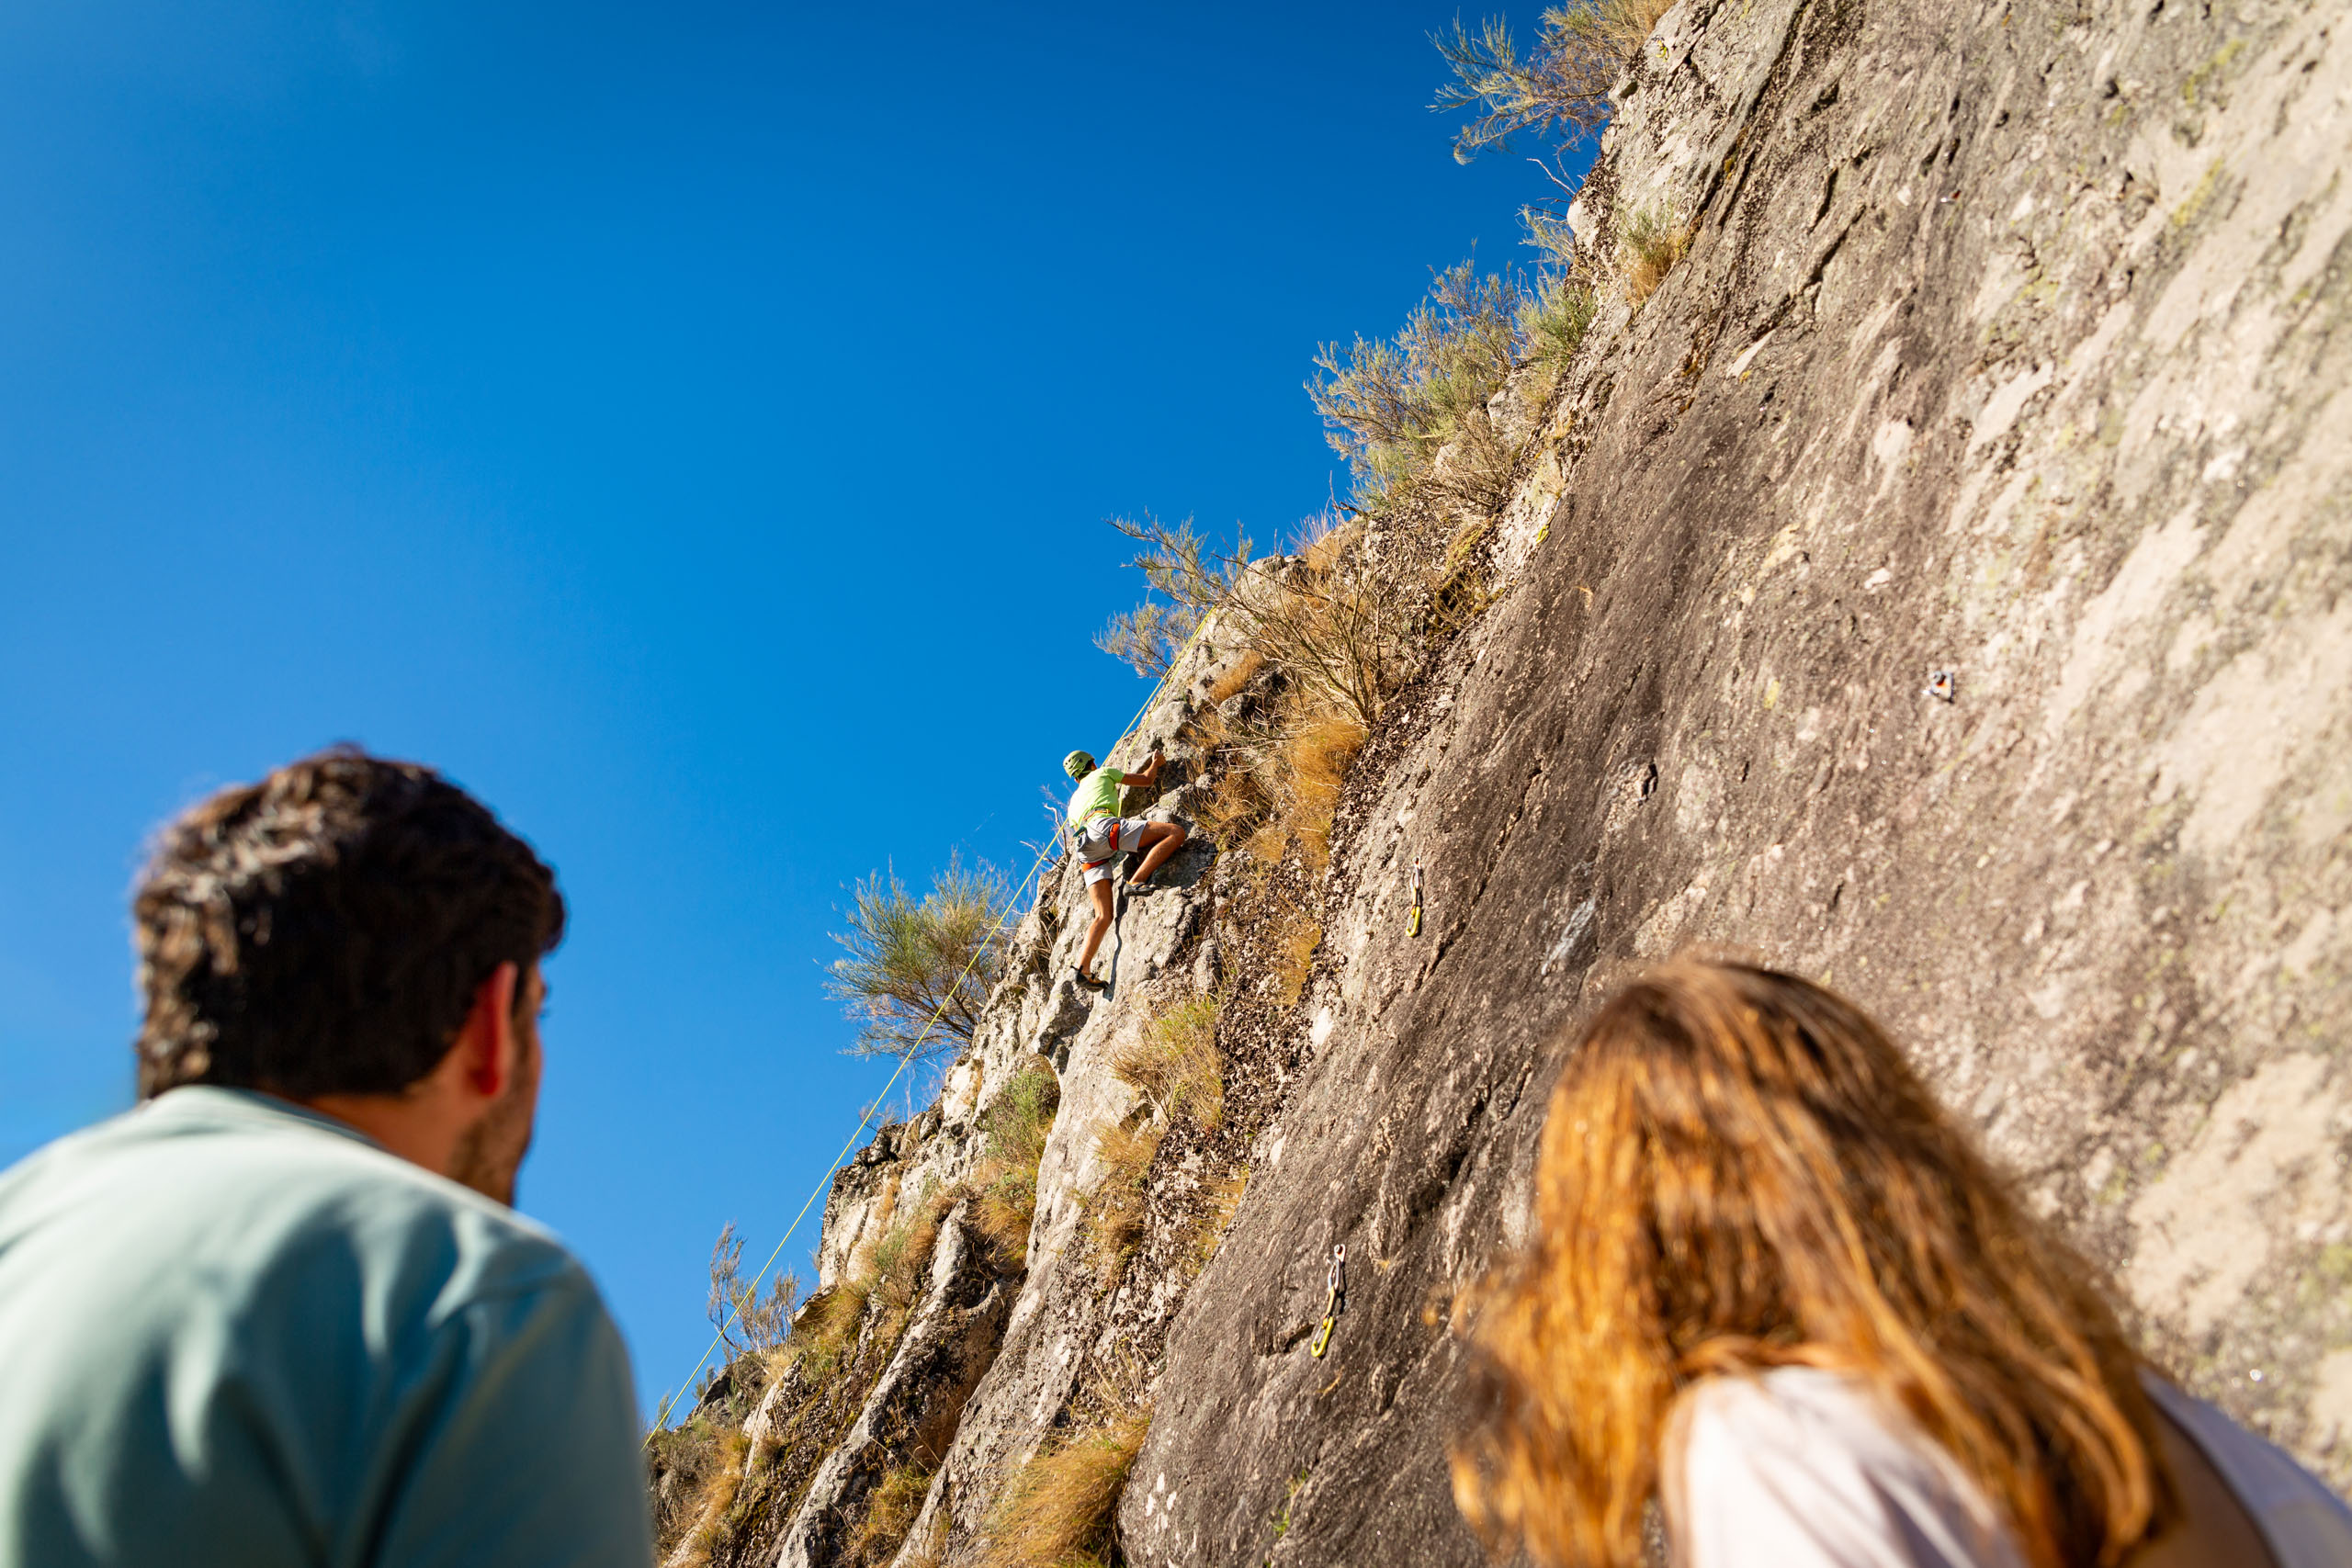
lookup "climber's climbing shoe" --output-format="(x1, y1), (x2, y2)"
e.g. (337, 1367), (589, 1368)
(1074, 967), (1108, 992)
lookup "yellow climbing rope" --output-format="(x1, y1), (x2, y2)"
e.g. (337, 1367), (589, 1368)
(646, 621), (1208, 1437)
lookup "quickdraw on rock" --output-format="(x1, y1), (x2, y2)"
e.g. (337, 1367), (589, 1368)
(1310, 1243), (1346, 1359)
(1407, 860), (1423, 938)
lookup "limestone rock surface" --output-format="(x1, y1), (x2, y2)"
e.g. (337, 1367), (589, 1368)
(661, 0), (2352, 1560)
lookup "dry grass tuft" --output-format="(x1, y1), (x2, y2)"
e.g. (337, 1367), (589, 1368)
(785, 1272), (873, 1385)
(1243, 820), (1290, 867)
(648, 1416), (727, 1554)
(847, 1461), (935, 1566)
(1111, 991), (1223, 1131)
(1272, 918), (1323, 1010)
(1188, 1167), (1250, 1276)
(968, 1061), (1060, 1265)
(671, 1427), (752, 1568)
(1204, 649), (1266, 707)
(981, 1408), (1154, 1568)
(1190, 706), (1269, 849)
(1081, 1116), (1168, 1280)
(1209, 690), (1369, 879)
(1278, 706), (1370, 873)
(1620, 203), (1693, 308)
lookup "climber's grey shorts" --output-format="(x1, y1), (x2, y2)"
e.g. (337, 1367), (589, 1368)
(1073, 816), (1150, 884)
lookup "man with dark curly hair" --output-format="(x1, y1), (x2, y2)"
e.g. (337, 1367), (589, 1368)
(0, 747), (653, 1568)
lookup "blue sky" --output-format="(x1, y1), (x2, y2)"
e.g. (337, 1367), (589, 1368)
(0, 0), (1576, 1415)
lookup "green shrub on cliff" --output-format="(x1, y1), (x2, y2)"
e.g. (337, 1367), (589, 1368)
(827, 854), (1011, 1070)
(1309, 261), (1525, 518)
(1093, 513), (1250, 681)
(1434, 0), (1679, 162)
(970, 1061), (1060, 1263)
(1521, 267), (1599, 374)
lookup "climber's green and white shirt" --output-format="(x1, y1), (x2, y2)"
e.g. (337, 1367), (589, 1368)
(1065, 764), (1131, 829)
(0, 1087), (654, 1568)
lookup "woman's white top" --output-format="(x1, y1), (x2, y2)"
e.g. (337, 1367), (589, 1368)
(1665, 1365), (2352, 1568)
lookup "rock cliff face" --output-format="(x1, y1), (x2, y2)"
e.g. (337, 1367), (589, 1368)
(656, 0), (2352, 1560)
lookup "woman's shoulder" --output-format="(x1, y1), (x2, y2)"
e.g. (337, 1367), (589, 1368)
(2142, 1374), (2352, 1568)
(1669, 1367), (2029, 1568)
(1679, 1365), (1943, 1467)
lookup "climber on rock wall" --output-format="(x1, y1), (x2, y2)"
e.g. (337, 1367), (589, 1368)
(1063, 740), (1187, 990)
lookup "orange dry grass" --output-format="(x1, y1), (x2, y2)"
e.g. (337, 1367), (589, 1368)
(1272, 918), (1322, 1009)
(1111, 991), (1223, 1130)
(1204, 649), (1266, 706)
(673, 1427), (752, 1568)
(786, 1274), (873, 1384)
(981, 1409), (1153, 1568)
(1281, 706), (1370, 872)
(1082, 1117), (1167, 1280)
(968, 1062), (1059, 1264)
(1620, 206), (1693, 308)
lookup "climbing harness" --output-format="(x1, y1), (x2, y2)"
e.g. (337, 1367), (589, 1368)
(1309, 1244), (1346, 1359)
(1071, 814), (1123, 867)
(1407, 859), (1423, 937)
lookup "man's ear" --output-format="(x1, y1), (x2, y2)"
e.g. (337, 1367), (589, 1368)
(449, 962), (520, 1100)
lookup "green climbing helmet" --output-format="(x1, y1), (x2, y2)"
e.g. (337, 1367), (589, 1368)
(1062, 750), (1096, 781)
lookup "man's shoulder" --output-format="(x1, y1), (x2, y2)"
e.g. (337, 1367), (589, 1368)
(0, 1094), (648, 1568)
(5, 1088), (583, 1310)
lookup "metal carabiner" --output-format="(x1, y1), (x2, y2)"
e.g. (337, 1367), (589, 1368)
(1311, 1243), (1346, 1359)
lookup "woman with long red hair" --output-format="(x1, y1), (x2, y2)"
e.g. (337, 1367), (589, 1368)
(1453, 957), (2351, 1568)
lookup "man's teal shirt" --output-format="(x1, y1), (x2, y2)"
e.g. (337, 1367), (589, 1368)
(0, 1088), (655, 1567)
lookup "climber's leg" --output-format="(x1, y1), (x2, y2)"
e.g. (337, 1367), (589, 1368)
(1075, 875), (1115, 986)
(1125, 819), (1189, 886)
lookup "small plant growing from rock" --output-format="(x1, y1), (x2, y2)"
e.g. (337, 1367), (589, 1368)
(1080, 1114), (1167, 1282)
(847, 1460), (935, 1566)
(1519, 266), (1599, 379)
(706, 1220), (797, 1359)
(1618, 203), (1693, 307)
(864, 1181), (956, 1350)
(968, 1061), (1061, 1264)
(1310, 262), (1527, 520)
